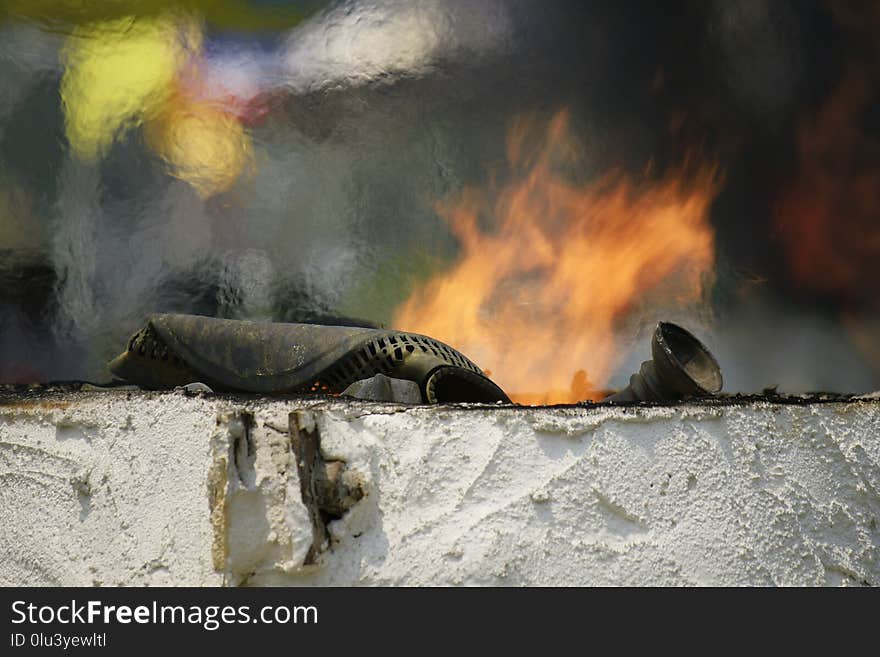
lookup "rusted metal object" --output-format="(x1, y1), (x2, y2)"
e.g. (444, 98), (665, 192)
(605, 322), (723, 402)
(108, 313), (510, 404)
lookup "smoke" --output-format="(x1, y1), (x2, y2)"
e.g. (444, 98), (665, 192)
(606, 303), (878, 394)
(0, 1), (878, 394)
(0, 22), (60, 126)
(717, 313), (878, 395)
(280, 0), (513, 94)
(0, 0), (523, 381)
(706, 0), (805, 117)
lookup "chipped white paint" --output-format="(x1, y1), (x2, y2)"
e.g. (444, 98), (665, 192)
(1, 393), (878, 586)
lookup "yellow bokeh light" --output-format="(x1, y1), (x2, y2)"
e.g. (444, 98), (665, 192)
(146, 96), (254, 198)
(60, 13), (252, 197)
(60, 15), (195, 161)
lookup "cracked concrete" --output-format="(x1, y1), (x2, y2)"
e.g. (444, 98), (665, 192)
(0, 391), (878, 586)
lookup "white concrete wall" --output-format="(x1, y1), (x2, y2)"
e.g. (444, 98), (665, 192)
(1, 392), (878, 586)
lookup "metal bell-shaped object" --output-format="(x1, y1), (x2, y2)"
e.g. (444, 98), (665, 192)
(604, 322), (722, 402)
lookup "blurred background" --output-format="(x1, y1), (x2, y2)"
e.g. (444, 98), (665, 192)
(0, 0), (878, 400)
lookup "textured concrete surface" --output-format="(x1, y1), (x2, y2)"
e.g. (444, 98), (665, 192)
(1, 391), (878, 586)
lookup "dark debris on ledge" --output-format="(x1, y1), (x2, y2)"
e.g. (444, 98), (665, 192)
(1, 381), (878, 410)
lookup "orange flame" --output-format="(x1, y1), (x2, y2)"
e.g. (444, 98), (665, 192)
(393, 110), (721, 404)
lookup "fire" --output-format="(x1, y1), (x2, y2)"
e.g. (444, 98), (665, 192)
(393, 110), (720, 404)
(773, 62), (880, 299)
(772, 0), (880, 304)
(770, 2), (880, 378)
